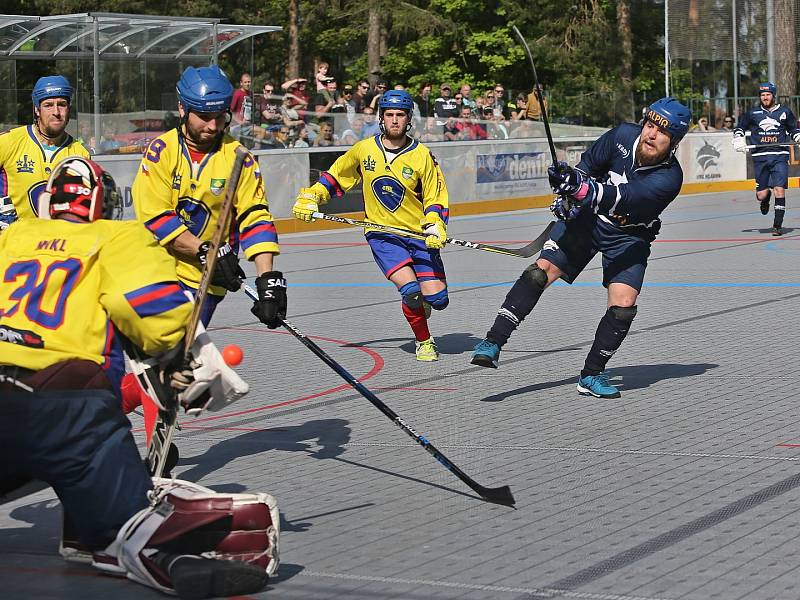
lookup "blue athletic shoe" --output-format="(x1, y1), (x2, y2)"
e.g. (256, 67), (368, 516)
(577, 372), (620, 399)
(471, 339), (500, 369)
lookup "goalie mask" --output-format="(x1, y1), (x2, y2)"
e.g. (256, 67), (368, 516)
(40, 157), (120, 222)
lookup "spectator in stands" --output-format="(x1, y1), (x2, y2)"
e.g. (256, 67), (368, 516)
(415, 83), (434, 118)
(315, 61), (330, 92)
(279, 94), (305, 137)
(443, 115), (460, 141)
(314, 76), (338, 122)
(434, 84), (459, 125)
(690, 117), (716, 132)
(231, 73), (253, 126)
(488, 84), (510, 119)
(526, 84), (548, 120)
(720, 115), (735, 131)
(455, 107), (486, 141)
(281, 78), (311, 112)
(418, 116), (443, 142)
(361, 106), (380, 137)
(460, 84), (477, 113)
(99, 122), (122, 154)
(340, 115), (366, 145)
(340, 84), (358, 122)
(367, 80), (388, 111)
(453, 92), (464, 114)
(511, 93), (528, 120)
(313, 120), (339, 146)
(486, 107), (510, 139)
(255, 82), (282, 128)
(350, 79), (369, 113)
(292, 124), (310, 148)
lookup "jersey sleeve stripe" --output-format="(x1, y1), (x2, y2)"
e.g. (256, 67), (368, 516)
(319, 172), (344, 198)
(240, 222), (278, 249)
(424, 204), (449, 223)
(124, 282), (189, 318)
(145, 211), (184, 240)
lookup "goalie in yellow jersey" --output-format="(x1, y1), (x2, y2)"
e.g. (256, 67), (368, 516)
(293, 90), (450, 361)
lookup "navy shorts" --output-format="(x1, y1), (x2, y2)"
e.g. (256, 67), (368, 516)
(753, 155), (789, 191)
(366, 232), (446, 282)
(0, 390), (152, 550)
(539, 212), (651, 292)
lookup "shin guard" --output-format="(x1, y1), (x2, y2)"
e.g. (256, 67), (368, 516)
(582, 305), (637, 376)
(486, 264), (548, 347)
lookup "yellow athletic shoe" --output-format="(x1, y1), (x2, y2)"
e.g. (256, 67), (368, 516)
(415, 337), (439, 362)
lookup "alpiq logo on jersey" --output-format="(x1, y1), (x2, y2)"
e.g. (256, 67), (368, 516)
(476, 152), (545, 183)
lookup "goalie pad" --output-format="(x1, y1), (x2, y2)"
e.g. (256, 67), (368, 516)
(98, 478), (279, 595)
(125, 318), (248, 414)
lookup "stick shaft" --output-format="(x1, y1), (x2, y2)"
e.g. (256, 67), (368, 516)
(243, 284), (514, 505)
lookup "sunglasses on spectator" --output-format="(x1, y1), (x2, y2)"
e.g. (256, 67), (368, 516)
(724, 119), (733, 123)
(455, 95), (463, 100)
(360, 84), (369, 89)
(264, 87), (274, 93)
(377, 84), (387, 88)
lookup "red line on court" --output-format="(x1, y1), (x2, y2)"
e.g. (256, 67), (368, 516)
(183, 327), (385, 425)
(776, 443), (800, 448)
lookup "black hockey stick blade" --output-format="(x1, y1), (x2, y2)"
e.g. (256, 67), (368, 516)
(243, 284), (515, 505)
(311, 211), (553, 259)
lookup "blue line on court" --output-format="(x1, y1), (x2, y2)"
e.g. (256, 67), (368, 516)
(283, 281), (800, 288)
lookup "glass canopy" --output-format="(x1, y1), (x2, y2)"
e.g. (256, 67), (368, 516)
(0, 13), (280, 61)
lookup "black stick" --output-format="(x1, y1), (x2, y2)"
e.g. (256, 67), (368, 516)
(512, 25), (558, 168)
(312, 211), (553, 259)
(243, 284), (515, 506)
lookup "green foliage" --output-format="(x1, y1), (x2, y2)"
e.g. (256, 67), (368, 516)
(4, 0), (675, 127)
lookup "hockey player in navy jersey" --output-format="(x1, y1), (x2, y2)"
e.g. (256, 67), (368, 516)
(732, 82), (800, 236)
(471, 97), (690, 399)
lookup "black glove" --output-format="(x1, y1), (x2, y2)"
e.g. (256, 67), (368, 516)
(251, 271), (287, 329)
(197, 242), (245, 292)
(547, 161), (586, 197)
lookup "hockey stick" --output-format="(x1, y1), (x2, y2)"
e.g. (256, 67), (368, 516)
(242, 283), (515, 506)
(146, 145), (250, 477)
(311, 211), (553, 259)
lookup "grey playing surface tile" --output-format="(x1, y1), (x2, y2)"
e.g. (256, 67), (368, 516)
(3, 188), (800, 599)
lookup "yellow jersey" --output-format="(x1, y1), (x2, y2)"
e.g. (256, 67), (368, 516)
(311, 135), (449, 232)
(0, 125), (90, 220)
(0, 218), (191, 372)
(132, 129), (279, 295)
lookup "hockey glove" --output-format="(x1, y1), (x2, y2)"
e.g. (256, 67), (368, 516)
(165, 352), (199, 393)
(251, 271), (287, 329)
(0, 196), (17, 230)
(197, 242), (246, 292)
(732, 135), (746, 153)
(547, 161), (587, 197)
(293, 187), (323, 222)
(420, 212), (447, 250)
(550, 195), (587, 222)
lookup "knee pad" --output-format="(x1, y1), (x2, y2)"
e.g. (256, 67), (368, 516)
(609, 305), (637, 324)
(398, 281), (423, 310)
(522, 263), (548, 291)
(423, 288), (449, 311)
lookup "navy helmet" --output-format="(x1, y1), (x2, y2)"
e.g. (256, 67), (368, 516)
(32, 75), (74, 106)
(644, 97), (690, 144)
(378, 89), (414, 115)
(176, 65), (234, 113)
(758, 82), (777, 97)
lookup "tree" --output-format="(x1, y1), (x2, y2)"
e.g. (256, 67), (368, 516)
(774, 0), (797, 98)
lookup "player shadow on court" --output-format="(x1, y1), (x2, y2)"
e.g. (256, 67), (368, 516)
(345, 332), (484, 355)
(176, 418), (352, 483)
(480, 362), (718, 402)
(1, 497), (62, 554)
(742, 227), (795, 234)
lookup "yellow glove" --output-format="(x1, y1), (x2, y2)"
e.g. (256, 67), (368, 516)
(293, 188), (323, 222)
(420, 213), (447, 250)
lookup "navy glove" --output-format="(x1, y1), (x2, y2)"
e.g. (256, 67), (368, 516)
(197, 242), (245, 292)
(547, 161), (586, 197)
(550, 195), (588, 222)
(251, 271), (287, 329)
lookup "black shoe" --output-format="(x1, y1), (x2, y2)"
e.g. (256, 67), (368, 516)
(760, 199), (770, 215)
(772, 226), (783, 236)
(167, 555), (269, 600)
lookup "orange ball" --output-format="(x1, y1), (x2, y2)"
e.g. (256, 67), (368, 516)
(222, 344), (244, 366)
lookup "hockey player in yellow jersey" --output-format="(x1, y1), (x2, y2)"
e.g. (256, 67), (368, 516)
(293, 89), (450, 361)
(132, 65), (287, 329)
(0, 75), (89, 225)
(0, 157), (272, 599)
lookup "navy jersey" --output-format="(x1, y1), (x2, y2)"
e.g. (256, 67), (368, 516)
(576, 123), (684, 241)
(734, 103), (800, 159)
